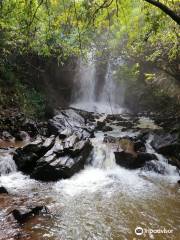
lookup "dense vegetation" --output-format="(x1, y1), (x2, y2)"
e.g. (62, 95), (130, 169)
(0, 0), (179, 117)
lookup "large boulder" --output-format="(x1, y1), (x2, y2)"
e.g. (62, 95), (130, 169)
(30, 139), (93, 181)
(151, 131), (180, 156)
(48, 109), (95, 139)
(2, 131), (14, 141)
(14, 131), (30, 141)
(114, 151), (157, 169)
(13, 136), (55, 174)
(13, 133), (93, 181)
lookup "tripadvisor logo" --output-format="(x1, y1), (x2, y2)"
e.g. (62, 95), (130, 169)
(135, 226), (173, 236)
(135, 226), (144, 236)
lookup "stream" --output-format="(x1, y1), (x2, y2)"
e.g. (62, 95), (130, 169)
(0, 113), (180, 240)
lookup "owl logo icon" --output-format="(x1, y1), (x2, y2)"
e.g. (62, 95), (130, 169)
(135, 226), (144, 236)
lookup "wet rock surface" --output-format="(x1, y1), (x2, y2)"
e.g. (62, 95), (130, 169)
(2, 108), (180, 181)
(151, 131), (180, 156)
(0, 186), (8, 194)
(14, 109), (94, 181)
(9, 206), (49, 223)
(114, 151), (157, 169)
(48, 108), (95, 139)
(13, 136), (55, 174)
(0, 108), (180, 240)
(0, 109), (49, 146)
(30, 138), (93, 181)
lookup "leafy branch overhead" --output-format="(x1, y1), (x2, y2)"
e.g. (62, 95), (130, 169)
(144, 0), (180, 25)
(0, 0), (179, 117)
(0, 1), (179, 70)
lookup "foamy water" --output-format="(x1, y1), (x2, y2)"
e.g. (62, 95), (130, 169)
(0, 117), (180, 240)
(71, 101), (125, 114)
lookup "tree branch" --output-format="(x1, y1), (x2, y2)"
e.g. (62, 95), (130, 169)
(144, 0), (180, 25)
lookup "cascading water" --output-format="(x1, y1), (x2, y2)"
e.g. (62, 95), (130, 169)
(0, 116), (179, 240)
(145, 134), (179, 176)
(73, 52), (95, 104)
(71, 52), (125, 114)
(0, 150), (16, 175)
(99, 59), (125, 114)
(71, 51), (97, 112)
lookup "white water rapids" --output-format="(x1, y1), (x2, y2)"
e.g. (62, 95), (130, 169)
(0, 116), (180, 240)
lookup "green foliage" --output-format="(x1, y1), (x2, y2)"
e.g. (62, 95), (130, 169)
(0, 0), (179, 116)
(115, 63), (139, 83)
(0, 63), (45, 119)
(0, 0), (179, 63)
(14, 82), (46, 119)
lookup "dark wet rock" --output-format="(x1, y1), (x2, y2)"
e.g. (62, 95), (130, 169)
(135, 130), (150, 142)
(142, 160), (166, 174)
(37, 121), (49, 136)
(134, 140), (146, 152)
(152, 114), (180, 132)
(48, 109), (95, 139)
(0, 186), (8, 194)
(151, 131), (180, 157)
(115, 121), (134, 128)
(9, 206), (49, 223)
(14, 127), (93, 181)
(22, 120), (38, 137)
(14, 131), (30, 141)
(104, 135), (118, 143)
(2, 131), (14, 141)
(159, 143), (180, 156)
(104, 135), (146, 153)
(31, 139), (93, 181)
(95, 120), (113, 132)
(121, 127), (129, 132)
(13, 136), (55, 174)
(0, 110), (45, 140)
(106, 114), (139, 129)
(75, 108), (97, 123)
(177, 180), (180, 184)
(102, 125), (113, 132)
(114, 151), (157, 169)
(96, 121), (106, 130)
(167, 158), (180, 169)
(106, 114), (124, 122)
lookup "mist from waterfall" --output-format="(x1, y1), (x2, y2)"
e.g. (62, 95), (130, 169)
(71, 52), (125, 114)
(72, 51), (96, 106)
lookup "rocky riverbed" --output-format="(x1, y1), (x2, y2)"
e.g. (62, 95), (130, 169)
(0, 108), (180, 240)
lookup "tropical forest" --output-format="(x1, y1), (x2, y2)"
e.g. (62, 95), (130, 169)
(0, 1), (180, 239)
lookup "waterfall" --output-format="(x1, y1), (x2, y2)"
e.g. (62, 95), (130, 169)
(71, 52), (125, 113)
(71, 51), (97, 112)
(99, 60), (124, 114)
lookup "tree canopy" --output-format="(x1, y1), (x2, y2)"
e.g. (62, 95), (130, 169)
(0, 0), (179, 116)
